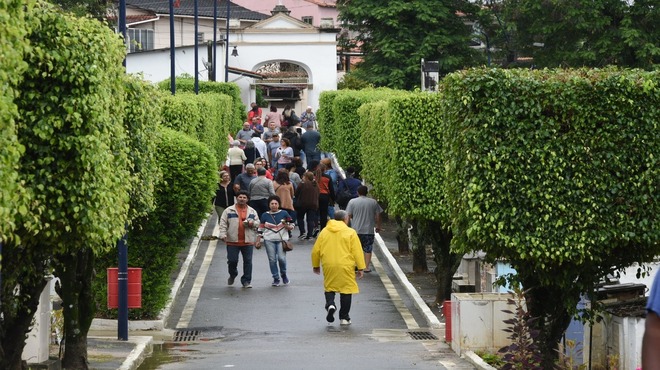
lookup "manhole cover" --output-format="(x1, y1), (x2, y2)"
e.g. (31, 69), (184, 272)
(173, 330), (201, 342)
(408, 331), (438, 340)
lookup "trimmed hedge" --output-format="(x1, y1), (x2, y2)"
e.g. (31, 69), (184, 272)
(319, 88), (406, 170)
(0, 0), (33, 241)
(160, 92), (232, 166)
(158, 78), (245, 134)
(96, 127), (217, 319)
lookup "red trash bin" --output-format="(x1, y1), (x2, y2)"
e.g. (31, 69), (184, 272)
(107, 268), (142, 309)
(443, 300), (452, 342)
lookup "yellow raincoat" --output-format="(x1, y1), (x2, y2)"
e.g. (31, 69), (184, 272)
(311, 219), (366, 294)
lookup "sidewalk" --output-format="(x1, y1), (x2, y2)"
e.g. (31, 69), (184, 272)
(74, 216), (488, 370)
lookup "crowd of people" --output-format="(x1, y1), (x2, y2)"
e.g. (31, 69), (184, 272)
(215, 102), (383, 325)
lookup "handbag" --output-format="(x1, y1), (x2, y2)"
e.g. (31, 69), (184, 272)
(270, 213), (293, 252)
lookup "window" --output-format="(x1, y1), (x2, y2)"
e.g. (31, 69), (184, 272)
(302, 16), (313, 25)
(126, 28), (154, 53)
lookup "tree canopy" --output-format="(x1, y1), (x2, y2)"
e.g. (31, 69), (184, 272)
(477, 0), (660, 69)
(337, 0), (483, 89)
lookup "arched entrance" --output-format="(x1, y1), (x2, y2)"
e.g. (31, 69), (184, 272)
(254, 61), (309, 110)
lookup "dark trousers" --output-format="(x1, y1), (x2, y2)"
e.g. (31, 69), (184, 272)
(325, 291), (352, 320)
(229, 164), (243, 181)
(249, 198), (269, 219)
(318, 194), (330, 230)
(296, 207), (317, 237)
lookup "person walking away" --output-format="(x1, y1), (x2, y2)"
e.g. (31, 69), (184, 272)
(251, 132), (268, 160)
(643, 270), (660, 369)
(248, 167), (275, 218)
(264, 105), (283, 128)
(301, 125), (321, 164)
(345, 186), (382, 273)
(227, 140), (246, 181)
(286, 163), (302, 190)
(336, 166), (361, 210)
(257, 195), (295, 286)
(311, 210), (366, 325)
(314, 163), (335, 234)
(218, 190), (259, 288)
(320, 158), (338, 219)
(301, 106), (317, 130)
(294, 171), (319, 240)
(243, 139), (257, 164)
(274, 169), (296, 234)
(213, 170), (234, 224)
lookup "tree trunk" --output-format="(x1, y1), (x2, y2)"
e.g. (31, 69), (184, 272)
(521, 273), (576, 369)
(408, 219), (428, 273)
(432, 229), (461, 306)
(55, 248), (97, 370)
(394, 216), (410, 254)
(0, 241), (51, 370)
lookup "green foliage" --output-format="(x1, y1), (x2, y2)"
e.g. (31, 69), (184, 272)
(123, 74), (163, 222)
(497, 0), (659, 69)
(357, 101), (390, 200)
(160, 92), (232, 166)
(0, 0), (32, 241)
(157, 77), (245, 132)
(441, 67), (660, 364)
(15, 0), (130, 254)
(96, 127), (217, 319)
(321, 89), (405, 169)
(338, 71), (374, 90)
(381, 93), (447, 221)
(499, 287), (543, 370)
(317, 90), (340, 152)
(337, 0), (483, 89)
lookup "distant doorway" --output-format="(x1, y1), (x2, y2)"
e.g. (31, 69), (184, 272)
(255, 62), (309, 108)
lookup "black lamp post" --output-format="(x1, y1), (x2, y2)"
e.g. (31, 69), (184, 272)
(224, 0), (230, 82)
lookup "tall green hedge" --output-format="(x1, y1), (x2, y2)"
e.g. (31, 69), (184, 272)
(160, 92), (232, 166)
(0, 0), (33, 241)
(96, 127), (217, 319)
(320, 88), (405, 170)
(440, 67), (660, 361)
(317, 90), (340, 153)
(158, 78), (245, 133)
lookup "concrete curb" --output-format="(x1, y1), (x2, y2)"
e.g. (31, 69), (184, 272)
(374, 233), (442, 329)
(91, 217), (209, 331)
(463, 351), (498, 370)
(117, 336), (154, 370)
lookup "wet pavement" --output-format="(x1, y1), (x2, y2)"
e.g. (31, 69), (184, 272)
(80, 214), (478, 370)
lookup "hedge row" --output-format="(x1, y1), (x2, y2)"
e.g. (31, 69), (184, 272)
(317, 88), (407, 170)
(160, 92), (232, 166)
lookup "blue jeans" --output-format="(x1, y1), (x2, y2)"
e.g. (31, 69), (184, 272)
(226, 245), (254, 285)
(264, 240), (287, 279)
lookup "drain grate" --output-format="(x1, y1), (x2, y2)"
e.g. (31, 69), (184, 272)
(408, 331), (439, 341)
(173, 330), (201, 342)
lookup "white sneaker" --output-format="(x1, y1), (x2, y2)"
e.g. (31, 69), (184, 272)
(340, 319), (351, 325)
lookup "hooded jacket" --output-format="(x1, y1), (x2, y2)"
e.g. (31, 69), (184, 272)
(311, 219), (366, 294)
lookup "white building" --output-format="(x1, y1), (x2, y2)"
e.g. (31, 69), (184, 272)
(123, 1), (339, 112)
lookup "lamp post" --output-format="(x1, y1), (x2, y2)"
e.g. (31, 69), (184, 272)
(224, 0), (230, 82)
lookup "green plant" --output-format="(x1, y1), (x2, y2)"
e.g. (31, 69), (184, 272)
(556, 339), (587, 370)
(498, 287), (543, 369)
(475, 350), (505, 368)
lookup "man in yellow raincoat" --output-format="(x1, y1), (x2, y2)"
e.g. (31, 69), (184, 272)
(311, 210), (366, 325)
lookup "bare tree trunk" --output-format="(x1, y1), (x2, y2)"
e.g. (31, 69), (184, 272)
(520, 273), (576, 369)
(394, 216), (410, 254)
(408, 219), (428, 273)
(55, 248), (96, 370)
(432, 229), (461, 306)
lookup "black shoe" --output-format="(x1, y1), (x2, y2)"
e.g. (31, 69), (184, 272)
(228, 276), (235, 285)
(298, 234), (306, 240)
(326, 305), (336, 323)
(312, 228), (320, 237)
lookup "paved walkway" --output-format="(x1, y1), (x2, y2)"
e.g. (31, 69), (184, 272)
(79, 213), (482, 369)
